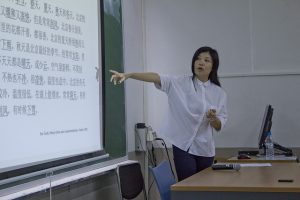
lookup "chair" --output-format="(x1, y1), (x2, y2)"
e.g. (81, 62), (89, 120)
(149, 160), (176, 200)
(116, 162), (147, 200)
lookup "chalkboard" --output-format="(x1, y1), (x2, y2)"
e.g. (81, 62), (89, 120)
(103, 0), (126, 158)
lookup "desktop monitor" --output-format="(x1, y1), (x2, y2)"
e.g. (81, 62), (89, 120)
(258, 105), (293, 156)
(258, 105), (273, 149)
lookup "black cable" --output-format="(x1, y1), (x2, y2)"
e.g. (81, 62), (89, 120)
(154, 138), (175, 178)
(147, 179), (155, 199)
(146, 143), (155, 166)
(151, 144), (157, 166)
(144, 126), (156, 166)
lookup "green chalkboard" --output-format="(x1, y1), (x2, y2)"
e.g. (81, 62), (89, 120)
(103, 0), (126, 158)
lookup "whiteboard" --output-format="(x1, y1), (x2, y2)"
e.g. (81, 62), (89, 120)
(0, 0), (103, 177)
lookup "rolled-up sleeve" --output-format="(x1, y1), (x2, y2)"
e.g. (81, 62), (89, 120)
(154, 74), (172, 94)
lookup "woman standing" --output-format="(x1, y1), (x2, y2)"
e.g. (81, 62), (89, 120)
(110, 46), (228, 181)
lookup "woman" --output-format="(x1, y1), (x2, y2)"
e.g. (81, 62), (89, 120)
(110, 46), (228, 181)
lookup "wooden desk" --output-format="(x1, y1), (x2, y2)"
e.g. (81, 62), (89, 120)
(228, 155), (298, 163)
(171, 163), (300, 200)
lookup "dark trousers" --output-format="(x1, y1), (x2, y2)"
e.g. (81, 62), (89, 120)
(172, 145), (214, 181)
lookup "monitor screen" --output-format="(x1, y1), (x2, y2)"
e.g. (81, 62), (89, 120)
(258, 105), (273, 149)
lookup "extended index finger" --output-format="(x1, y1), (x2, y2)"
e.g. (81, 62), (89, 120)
(110, 75), (115, 82)
(109, 70), (119, 75)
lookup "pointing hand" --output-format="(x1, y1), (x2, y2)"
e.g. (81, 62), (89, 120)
(110, 70), (126, 85)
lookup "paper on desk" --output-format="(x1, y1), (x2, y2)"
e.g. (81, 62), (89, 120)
(240, 163), (272, 167)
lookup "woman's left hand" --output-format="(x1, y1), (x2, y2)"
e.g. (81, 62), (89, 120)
(206, 109), (217, 121)
(206, 109), (221, 131)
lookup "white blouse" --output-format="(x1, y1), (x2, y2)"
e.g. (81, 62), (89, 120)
(155, 74), (228, 157)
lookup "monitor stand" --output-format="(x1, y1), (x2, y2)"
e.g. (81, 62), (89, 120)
(261, 141), (293, 156)
(273, 142), (293, 156)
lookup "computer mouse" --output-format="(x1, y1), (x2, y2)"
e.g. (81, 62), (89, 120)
(237, 154), (251, 159)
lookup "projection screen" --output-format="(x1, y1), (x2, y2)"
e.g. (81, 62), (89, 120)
(0, 0), (104, 181)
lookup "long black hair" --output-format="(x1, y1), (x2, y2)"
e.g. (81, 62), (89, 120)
(191, 46), (221, 87)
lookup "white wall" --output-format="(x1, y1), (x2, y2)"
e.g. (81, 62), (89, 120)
(220, 75), (300, 147)
(122, 0), (300, 151)
(122, 0), (145, 152)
